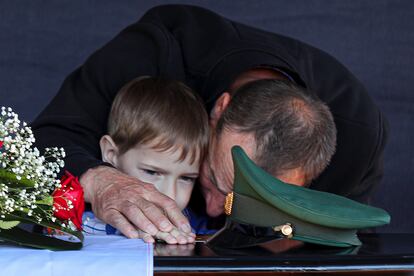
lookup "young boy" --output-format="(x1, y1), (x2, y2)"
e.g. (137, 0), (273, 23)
(91, 76), (209, 244)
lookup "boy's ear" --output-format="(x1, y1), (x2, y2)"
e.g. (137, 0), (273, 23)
(210, 92), (231, 127)
(100, 135), (119, 167)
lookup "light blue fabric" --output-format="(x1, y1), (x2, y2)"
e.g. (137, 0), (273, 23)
(83, 210), (218, 236)
(83, 211), (121, 235)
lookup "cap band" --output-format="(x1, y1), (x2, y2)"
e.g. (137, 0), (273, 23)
(231, 192), (361, 247)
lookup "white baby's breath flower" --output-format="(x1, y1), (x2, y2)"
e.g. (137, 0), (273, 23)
(0, 106), (67, 224)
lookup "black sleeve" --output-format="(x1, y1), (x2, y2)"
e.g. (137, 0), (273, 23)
(31, 7), (185, 177)
(299, 45), (389, 203)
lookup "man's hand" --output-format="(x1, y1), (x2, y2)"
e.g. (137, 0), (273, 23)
(80, 165), (195, 244)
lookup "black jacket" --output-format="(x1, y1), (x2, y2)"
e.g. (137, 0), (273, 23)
(32, 4), (387, 203)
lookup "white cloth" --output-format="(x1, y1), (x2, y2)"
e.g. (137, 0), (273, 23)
(0, 235), (153, 276)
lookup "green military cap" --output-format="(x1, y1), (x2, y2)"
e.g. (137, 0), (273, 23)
(207, 146), (390, 248)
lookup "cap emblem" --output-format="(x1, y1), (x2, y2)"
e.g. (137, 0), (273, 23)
(224, 192), (234, 215)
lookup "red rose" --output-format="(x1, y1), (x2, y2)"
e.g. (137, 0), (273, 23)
(52, 171), (85, 230)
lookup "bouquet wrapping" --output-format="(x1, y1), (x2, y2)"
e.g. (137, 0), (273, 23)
(0, 107), (84, 250)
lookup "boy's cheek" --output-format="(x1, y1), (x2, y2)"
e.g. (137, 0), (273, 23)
(177, 186), (194, 210)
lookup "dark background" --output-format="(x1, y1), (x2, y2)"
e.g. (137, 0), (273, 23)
(1, 0), (413, 233)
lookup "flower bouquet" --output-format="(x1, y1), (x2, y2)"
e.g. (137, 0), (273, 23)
(0, 107), (84, 250)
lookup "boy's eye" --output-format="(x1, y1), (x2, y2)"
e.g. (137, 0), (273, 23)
(142, 169), (159, 176)
(180, 176), (196, 183)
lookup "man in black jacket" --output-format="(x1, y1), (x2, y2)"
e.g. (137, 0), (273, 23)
(32, 5), (387, 243)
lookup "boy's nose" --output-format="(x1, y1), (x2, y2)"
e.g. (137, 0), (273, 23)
(160, 178), (177, 201)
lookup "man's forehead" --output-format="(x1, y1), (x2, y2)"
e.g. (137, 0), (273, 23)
(211, 137), (257, 193)
(208, 163), (228, 196)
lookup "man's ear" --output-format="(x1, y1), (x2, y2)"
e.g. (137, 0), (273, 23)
(99, 135), (119, 167)
(277, 168), (307, 187)
(210, 92), (231, 127)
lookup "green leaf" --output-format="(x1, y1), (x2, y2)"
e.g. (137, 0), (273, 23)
(0, 220), (20, 229)
(0, 168), (35, 188)
(0, 226), (83, 251)
(4, 212), (84, 244)
(0, 213), (84, 250)
(36, 195), (53, 206)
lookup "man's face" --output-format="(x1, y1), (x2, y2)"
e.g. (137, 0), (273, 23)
(199, 128), (256, 217)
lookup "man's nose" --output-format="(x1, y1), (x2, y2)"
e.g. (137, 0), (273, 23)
(206, 191), (226, 217)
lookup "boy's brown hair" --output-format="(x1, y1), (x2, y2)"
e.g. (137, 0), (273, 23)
(108, 76), (209, 164)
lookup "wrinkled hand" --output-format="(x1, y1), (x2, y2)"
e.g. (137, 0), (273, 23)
(80, 165), (195, 244)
